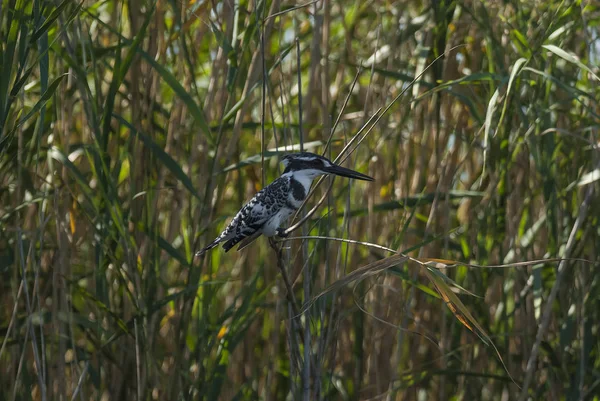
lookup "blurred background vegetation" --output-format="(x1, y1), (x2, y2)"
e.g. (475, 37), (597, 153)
(1, 0), (600, 400)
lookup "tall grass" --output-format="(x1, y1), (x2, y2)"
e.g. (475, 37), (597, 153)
(1, 0), (599, 400)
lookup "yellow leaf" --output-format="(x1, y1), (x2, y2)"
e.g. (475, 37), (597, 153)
(379, 183), (391, 198)
(69, 211), (76, 235)
(217, 326), (227, 340)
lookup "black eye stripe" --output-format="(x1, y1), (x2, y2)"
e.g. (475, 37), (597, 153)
(282, 153), (332, 172)
(308, 159), (322, 168)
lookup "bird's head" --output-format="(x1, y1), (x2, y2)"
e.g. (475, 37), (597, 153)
(281, 152), (373, 181)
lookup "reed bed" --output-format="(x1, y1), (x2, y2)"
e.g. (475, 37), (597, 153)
(1, 0), (599, 400)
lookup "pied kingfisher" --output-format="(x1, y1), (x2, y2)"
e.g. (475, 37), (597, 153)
(196, 152), (373, 256)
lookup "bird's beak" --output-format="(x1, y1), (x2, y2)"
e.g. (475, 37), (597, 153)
(325, 164), (374, 181)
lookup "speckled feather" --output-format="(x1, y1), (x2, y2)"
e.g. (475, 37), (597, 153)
(197, 173), (303, 254)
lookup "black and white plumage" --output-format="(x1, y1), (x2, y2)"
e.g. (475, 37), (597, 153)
(196, 152), (373, 256)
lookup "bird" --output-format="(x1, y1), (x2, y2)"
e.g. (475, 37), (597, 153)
(196, 152), (373, 256)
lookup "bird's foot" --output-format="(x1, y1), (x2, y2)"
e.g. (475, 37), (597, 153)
(276, 227), (289, 238)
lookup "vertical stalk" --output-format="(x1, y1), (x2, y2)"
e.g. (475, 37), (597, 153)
(296, 33), (310, 401)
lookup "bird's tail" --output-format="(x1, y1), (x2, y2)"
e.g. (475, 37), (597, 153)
(195, 239), (221, 257)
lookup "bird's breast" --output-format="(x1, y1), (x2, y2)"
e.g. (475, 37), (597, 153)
(263, 207), (295, 236)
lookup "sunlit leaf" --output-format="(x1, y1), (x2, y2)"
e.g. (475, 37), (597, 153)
(543, 44), (600, 82)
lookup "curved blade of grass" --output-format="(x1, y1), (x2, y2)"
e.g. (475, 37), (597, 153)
(221, 43), (294, 123)
(301, 244), (517, 384)
(14, 73), (68, 129)
(0, 196), (45, 222)
(418, 260), (482, 298)
(10, 63), (36, 98)
(482, 85), (501, 184)
(415, 87), (485, 124)
(48, 146), (95, 204)
(422, 266), (517, 386)
(137, 222), (190, 267)
(34, 0), (49, 158)
(0, 0), (20, 130)
(497, 57), (527, 130)
(577, 168), (600, 187)
(138, 50), (214, 145)
(101, 1), (155, 150)
(435, 72), (501, 90)
(388, 266), (441, 299)
(421, 267), (475, 326)
(29, 0), (76, 44)
(410, 257), (483, 299)
(511, 29), (532, 58)
(414, 72), (501, 124)
(115, 114), (201, 200)
(302, 254), (410, 313)
(543, 44), (600, 82)
(522, 67), (599, 118)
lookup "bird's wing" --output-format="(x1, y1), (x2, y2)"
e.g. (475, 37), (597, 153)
(220, 175), (291, 250)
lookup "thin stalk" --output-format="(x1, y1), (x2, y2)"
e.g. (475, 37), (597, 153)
(296, 34), (311, 401)
(518, 181), (596, 400)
